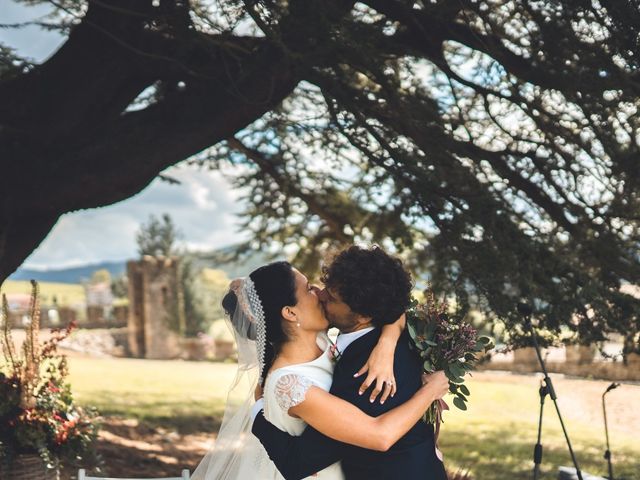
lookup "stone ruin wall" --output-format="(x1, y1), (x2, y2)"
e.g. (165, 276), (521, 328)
(127, 256), (182, 359)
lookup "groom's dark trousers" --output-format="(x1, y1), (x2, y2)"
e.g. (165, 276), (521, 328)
(252, 329), (448, 480)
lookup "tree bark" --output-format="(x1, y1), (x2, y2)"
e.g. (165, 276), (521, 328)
(0, 0), (363, 283)
(0, 3), (301, 283)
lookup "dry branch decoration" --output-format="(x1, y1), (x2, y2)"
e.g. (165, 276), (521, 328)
(0, 281), (100, 472)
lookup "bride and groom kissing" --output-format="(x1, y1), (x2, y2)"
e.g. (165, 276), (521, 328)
(192, 245), (449, 480)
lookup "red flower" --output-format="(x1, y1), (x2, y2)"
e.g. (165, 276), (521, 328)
(55, 430), (68, 444)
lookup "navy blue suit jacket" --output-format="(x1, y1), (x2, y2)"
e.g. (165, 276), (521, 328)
(252, 329), (448, 480)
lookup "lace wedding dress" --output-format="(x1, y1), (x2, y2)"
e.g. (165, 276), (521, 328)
(192, 274), (344, 480)
(262, 332), (345, 480)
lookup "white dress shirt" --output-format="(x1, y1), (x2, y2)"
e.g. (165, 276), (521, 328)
(334, 326), (375, 357)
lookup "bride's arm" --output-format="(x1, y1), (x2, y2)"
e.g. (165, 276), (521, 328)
(288, 370), (448, 452)
(355, 313), (406, 402)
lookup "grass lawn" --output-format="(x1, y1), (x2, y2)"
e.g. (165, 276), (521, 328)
(2, 280), (85, 307)
(67, 356), (640, 480)
(68, 356), (238, 432)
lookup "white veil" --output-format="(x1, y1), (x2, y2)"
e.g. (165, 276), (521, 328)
(191, 277), (276, 480)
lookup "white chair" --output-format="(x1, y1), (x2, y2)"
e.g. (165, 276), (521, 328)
(557, 466), (607, 480)
(78, 469), (190, 480)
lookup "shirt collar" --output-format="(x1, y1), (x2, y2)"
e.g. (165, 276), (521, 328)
(336, 326), (375, 354)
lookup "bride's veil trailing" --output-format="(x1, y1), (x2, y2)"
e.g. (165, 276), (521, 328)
(191, 277), (274, 480)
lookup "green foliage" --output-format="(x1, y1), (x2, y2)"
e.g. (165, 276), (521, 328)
(0, 44), (33, 79)
(135, 214), (216, 337)
(407, 289), (494, 420)
(180, 257), (204, 337)
(176, 257), (235, 338)
(181, 264), (231, 338)
(90, 269), (111, 285)
(195, 268), (231, 326)
(2, 1), (639, 353)
(191, 2), (640, 353)
(110, 275), (128, 300)
(136, 214), (181, 258)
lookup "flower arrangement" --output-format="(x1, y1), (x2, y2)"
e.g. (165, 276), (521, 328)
(0, 280), (100, 474)
(406, 287), (494, 425)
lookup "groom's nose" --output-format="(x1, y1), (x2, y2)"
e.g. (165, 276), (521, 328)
(316, 286), (328, 302)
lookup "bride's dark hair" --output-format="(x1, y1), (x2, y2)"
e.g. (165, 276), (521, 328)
(222, 261), (297, 386)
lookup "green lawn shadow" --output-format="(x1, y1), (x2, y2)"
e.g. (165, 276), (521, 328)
(440, 420), (639, 480)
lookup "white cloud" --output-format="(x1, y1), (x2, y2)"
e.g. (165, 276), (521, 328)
(1, 6), (248, 270)
(23, 165), (248, 269)
(190, 182), (218, 211)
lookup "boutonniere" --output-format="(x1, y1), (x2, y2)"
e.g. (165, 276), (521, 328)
(328, 339), (342, 362)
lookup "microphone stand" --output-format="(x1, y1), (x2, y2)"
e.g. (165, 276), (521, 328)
(518, 303), (584, 480)
(534, 378), (549, 480)
(603, 382), (620, 480)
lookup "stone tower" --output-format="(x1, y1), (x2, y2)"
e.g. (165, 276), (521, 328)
(127, 255), (185, 359)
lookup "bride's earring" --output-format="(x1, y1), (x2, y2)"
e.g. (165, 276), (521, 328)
(297, 320), (301, 328)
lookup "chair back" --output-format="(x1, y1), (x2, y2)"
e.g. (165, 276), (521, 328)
(77, 469), (190, 480)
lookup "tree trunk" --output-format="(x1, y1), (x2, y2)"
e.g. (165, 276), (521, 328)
(0, 0), (367, 284)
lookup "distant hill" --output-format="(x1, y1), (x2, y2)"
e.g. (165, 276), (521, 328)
(9, 245), (282, 284)
(9, 261), (127, 284)
(189, 244), (281, 279)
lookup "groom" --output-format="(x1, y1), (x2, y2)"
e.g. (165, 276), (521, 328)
(251, 245), (448, 480)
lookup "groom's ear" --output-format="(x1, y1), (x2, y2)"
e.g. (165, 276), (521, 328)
(354, 314), (373, 328)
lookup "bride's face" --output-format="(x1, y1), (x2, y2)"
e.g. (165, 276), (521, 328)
(289, 268), (329, 332)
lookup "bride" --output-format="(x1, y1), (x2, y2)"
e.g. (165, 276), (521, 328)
(192, 261), (448, 480)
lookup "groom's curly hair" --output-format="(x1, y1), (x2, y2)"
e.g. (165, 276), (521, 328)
(321, 245), (413, 328)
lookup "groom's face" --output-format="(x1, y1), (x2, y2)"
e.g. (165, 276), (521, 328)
(319, 287), (362, 332)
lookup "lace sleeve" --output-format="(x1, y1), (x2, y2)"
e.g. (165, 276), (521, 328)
(274, 373), (313, 412)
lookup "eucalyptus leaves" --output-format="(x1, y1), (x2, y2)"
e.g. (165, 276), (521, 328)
(406, 289), (494, 424)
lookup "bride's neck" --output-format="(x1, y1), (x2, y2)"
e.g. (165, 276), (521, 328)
(277, 329), (322, 364)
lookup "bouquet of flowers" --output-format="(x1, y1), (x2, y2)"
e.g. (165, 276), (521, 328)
(0, 281), (100, 472)
(406, 287), (494, 425)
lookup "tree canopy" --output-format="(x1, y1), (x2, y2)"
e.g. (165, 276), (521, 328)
(0, 0), (638, 353)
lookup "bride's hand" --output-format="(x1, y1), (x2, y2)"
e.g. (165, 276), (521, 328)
(254, 383), (264, 401)
(421, 371), (449, 400)
(355, 336), (397, 404)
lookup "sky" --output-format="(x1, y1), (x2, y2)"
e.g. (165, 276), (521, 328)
(1, 1), (247, 269)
